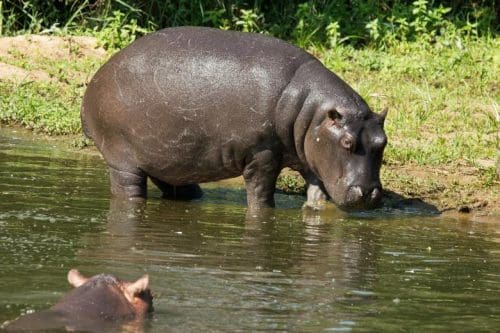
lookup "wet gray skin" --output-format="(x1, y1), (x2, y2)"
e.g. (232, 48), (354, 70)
(1, 270), (152, 332)
(81, 27), (387, 211)
(1, 127), (499, 332)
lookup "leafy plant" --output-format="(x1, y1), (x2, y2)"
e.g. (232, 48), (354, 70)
(326, 21), (349, 48)
(94, 10), (150, 50)
(364, 0), (486, 49)
(0, 1), (496, 50)
(276, 174), (306, 194)
(292, 3), (322, 48)
(233, 8), (263, 33)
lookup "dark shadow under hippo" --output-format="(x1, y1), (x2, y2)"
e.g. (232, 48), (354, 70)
(1, 270), (152, 333)
(81, 26), (388, 211)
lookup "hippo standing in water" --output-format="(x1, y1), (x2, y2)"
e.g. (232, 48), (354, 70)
(81, 27), (387, 211)
(1, 270), (152, 332)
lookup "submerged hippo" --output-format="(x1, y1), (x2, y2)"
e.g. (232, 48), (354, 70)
(81, 27), (387, 210)
(2, 270), (152, 332)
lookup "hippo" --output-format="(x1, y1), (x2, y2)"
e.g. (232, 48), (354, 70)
(81, 26), (387, 211)
(1, 270), (152, 332)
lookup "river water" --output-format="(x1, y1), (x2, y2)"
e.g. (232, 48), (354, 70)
(0, 127), (498, 332)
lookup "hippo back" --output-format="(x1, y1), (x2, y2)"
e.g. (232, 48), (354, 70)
(81, 27), (317, 184)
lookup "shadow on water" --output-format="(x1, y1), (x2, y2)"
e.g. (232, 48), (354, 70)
(1, 126), (499, 332)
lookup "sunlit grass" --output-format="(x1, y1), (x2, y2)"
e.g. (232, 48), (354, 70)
(320, 39), (498, 168)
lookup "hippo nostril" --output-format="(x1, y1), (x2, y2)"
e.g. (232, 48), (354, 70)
(347, 185), (364, 202)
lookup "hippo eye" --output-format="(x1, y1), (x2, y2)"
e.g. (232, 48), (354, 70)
(327, 109), (342, 128)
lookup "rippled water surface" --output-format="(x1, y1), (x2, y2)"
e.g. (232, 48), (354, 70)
(0, 127), (499, 332)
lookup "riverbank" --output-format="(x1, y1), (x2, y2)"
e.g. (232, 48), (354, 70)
(0, 35), (498, 219)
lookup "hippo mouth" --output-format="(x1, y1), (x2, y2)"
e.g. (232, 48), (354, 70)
(328, 185), (383, 211)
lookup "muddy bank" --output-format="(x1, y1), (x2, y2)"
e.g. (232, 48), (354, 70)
(276, 168), (499, 222)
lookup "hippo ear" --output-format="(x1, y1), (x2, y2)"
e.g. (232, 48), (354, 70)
(379, 107), (388, 123)
(124, 275), (150, 301)
(67, 269), (88, 288)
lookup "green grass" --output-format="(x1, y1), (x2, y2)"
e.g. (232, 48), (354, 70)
(0, 50), (102, 134)
(0, 80), (79, 134)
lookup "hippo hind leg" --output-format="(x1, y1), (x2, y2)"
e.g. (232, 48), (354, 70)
(109, 167), (148, 200)
(150, 176), (203, 200)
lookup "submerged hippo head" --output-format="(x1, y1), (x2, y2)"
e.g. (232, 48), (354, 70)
(2, 270), (153, 333)
(305, 107), (387, 210)
(61, 269), (154, 320)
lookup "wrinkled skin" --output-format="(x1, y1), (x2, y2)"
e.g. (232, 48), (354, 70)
(81, 27), (387, 211)
(1, 270), (153, 333)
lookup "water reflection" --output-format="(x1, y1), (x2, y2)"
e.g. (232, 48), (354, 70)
(73, 195), (498, 332)
(69, 198), (422, 332)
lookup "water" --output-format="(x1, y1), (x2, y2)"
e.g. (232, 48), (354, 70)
(0, 127), (499, 332)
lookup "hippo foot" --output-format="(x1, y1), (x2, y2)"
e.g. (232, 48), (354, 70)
(303, 182), (329, 210)
(303, 199), (328, 211)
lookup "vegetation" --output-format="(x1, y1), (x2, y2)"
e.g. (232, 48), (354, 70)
(0, 1), (496, 47)
(0, 1), (498, 211)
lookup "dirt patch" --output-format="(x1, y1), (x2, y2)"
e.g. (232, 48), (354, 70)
(277, 165), (499, 221)
(0, 61), (51, 82)
(0, 35), (106, 61)
(0, 35), (106, 84)
(381, 164), (499, 221)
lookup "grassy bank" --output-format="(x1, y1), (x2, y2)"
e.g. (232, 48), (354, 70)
(0, 35), (104, 134)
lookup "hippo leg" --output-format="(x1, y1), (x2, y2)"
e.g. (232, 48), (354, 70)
(302, 174), (329, 210)
(150, 177), (203, 200)
(243, 150), (281, 211)
(109, 167), (147, 199)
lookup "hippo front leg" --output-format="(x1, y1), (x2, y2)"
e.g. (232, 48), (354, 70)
(243, 150), (281, 211)
(302, 174), (329, 210)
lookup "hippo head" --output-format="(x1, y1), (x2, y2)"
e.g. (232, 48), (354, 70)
(304, 107), (387, 210)
(61, 269), (153, 320)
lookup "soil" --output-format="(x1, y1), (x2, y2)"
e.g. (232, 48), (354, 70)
(1, 35), (498, 223)
(0, 35), (106, 60)
(0, 35), (106, 82)
(0, 61), (52, 82)
(381, 165), (498, 222)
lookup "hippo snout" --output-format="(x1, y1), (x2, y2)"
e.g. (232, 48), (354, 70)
(343, 185), (383, 209)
